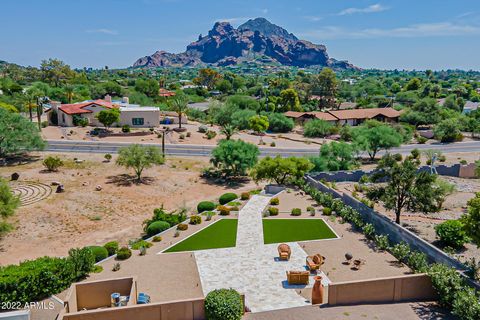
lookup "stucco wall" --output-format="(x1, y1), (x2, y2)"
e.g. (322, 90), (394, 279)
(328, 274), (437, 305)
(120, 110), (160, 128)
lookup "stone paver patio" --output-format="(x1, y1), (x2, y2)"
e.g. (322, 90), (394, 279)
(194, 194), (331, 313)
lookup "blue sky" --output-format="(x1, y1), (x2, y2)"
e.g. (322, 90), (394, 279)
(1, 0), (480, 70)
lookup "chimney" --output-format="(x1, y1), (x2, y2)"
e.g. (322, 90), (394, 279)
(104, 94), (112, 103)
(122, 96), (129, 104)
(50, 101), (61, 111)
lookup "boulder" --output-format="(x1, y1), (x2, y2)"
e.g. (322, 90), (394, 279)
(11, 173), (20, 181)
(56, 185), (65, 193)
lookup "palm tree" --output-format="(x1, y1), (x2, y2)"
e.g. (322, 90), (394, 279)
(169, 96), (188, 130)
(64, 85), (75, 104)
(220, 124), (238, 140)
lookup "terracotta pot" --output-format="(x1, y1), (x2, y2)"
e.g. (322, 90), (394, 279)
(311, 275), (324, 305)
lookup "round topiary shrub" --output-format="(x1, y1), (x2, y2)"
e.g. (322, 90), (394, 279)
(104, 241), (119, 256)
(146, 221), (171, 236)
(177, 223), (188, 231)
(87, 246), (108, 263)
(217, 205), (231, 216)
(269, 197), (279, 205)
(322, 207), (332, 216)
(205, 288), (243, 320)
(434, 220), (470, 249)
(219, 193), (238, 205)
(240, 192), (250, 200)
(268, 207), (279, 216)
(189, 215), (202, 225)
(116, 247), (132, 260)
(152, 236), (162, 242)
(291, 208), (301, 216)
(197, 201), (216, 213)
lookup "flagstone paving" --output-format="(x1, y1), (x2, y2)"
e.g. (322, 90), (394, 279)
(194, 194), (331, 313)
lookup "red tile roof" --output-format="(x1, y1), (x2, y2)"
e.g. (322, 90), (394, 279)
(159, 88), (176, 97)
(327, 108), (400, 120)
(284, 111), (337, 121)
(59, 100), (117, 115)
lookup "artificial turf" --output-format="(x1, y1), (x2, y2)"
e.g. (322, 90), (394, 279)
(164, 219), (238, 253)
(262, 219), (337, 244)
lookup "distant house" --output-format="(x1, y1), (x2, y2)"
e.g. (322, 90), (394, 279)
(284, 107), (401, 126)
(120, 107), (160, 128)
(463, 101), (480, 114)
(159, 88), (176, 97)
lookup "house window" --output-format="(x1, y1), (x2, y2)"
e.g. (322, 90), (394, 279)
(132, 118), (144, 126)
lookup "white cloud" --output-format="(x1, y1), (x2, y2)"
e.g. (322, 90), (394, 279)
(304, 16), (323, 22)
(299, 22), (480, 40)
(87, 29), (118, 35)
(338, 3), (388, 16)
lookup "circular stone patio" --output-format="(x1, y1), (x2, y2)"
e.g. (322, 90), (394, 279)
(10, 181), (53, 206)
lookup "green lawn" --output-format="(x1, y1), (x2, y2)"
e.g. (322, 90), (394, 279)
(262, 219), (337, 244)
(164, 219), (238, 253)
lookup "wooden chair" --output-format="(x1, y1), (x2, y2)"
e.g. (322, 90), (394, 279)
(286, 271), (310, 285)
(306, 254), (325, 271)
(277, 243), (291, 261)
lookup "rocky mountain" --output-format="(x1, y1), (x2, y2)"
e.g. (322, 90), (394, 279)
(133, 18), (357, 69)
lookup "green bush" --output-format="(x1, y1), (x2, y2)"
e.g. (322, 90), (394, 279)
(219, 193), (238, 205)
(240, 192), (250, 200)
(268, 113), (294, 133)
(143, 207), (186, 230)
(121, 125), (131, 133)
(435, 220), (470, 249)
(374, 234), (390, 251)
(390, 242), (411, 263)
(268, 207), (279, 216)
(205, 288), (243, 320)
(103, 241), (119, 256)
(43, 156), (64, 172)
(269, 197), (279, 205)
(428, 263), (465, 308)
(87, 246), (108, 263)
(362, 223), (375, 240)
(177, 223), (188, 231)
(322, 207), (332, 216)
(407, 251), (429, 273)
(307, 206), (315, 215)
(291, 208), (301, 216)
(189, 215), (202, 225)
(130, 240), (152, 250)
(198, 201), (216, 213)
(217, 205), (230, 216)
(451, 287), (480, 320)
(0, 247), (94, 304)
(303, 119), (334, 138)
(146, 221), (170, 236)
(152, 236), (162, 242)
(116, 247), (132, 260)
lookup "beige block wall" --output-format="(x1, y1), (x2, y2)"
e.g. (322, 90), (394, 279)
(120, 110), (160, 128)
(459, 163), (477, 178)
(328, 274), (437, 305)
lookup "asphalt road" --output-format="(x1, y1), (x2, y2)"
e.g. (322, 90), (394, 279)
(45, 139), (480, 158)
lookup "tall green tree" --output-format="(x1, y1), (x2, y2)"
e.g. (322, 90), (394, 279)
(251, 156), (313, 185)
(0, 178), (20, 219)
(96, 108), (120, 129)
(310, 142), (358, 172)
(312, 68), (338, 109)
(352, 120), (402, 160)
(116, 144), (164, 182)
(278, 88), (301, 112)
(462, 192), (480, 246)
(248, 115), (269, 135)
(169, 96), (188, 130)
(0, 108), (45, 160)
(210, 139), (259, 178)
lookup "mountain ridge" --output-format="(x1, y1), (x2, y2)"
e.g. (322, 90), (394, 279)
(133, 18), (357, 69)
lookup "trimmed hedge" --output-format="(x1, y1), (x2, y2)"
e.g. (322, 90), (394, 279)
(435, 220), (470, 249)
(217, 205), (231, 216)
(269, 197), (279, 205)
(197, 201), (216, 213)
(104, 241), (119, 256)
(268, 207), (279, 216)
(177, 223), (188, 231)
(116, 247), (132, 260)
(291, 208), (301, 216)
(87, 246), (108, 263)
(205, 288), (243, 320)
(0, 247), (94, 304)
(240, 192), (250, 200)
(190, 215), (202, 225)
(146, 221), (170, 236)
(219, 193), (238, 205)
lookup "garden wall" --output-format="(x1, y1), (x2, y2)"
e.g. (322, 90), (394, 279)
(328, 274), (437, 306)
(311, 164), (462, 182)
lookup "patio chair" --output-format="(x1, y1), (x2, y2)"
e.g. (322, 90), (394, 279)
(277, 243), (291, 261)
(306, 254), (325, 271)
(286, 270), (310, 285)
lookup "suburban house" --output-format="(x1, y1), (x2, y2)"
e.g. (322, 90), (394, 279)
(284, 107), (401, 126)
(158, 88), (176, 97)
(462, 101), (480, 114)
(48, 96), (165, 128)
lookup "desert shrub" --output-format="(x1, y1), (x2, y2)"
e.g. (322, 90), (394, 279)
(143, 207), (187, 230)
(189, 215), (202, 225)
(0, 247), (94, 304)
(177, 223), (188, 231)
(416, 136), (428, 144)
(362, 223), (375, 240)
(152, 236), (162, 242)
(42, 156), (64, 171)
(407, 251), (429, 273)
(198, 125), (208, 133)
(146, 221), (170, 236)
(390, 242), (411, 263)
(130, 240), (152, 250)
(174, 231), (180, 237)
(205, 212), (214, 221)
(428, 263), (465, 308)
(451, 287), (480, 320)
(269, 197), (279, 205)
(240, 192), (250, 200)
(393, 153), (403, 162)
(229, 206), (240, 211)
(307, 206), (315, 216)
(374, 234), (390, 250)
(291, 208), (301, 216)
(116, 247), (132, 260)
(197, 201), (216, 213)
(121, 125), (131, 133)
(303, 119), (334, 138)
(435, 220), (470, 249)
(104, 153), (112, 162)
(268, 207), (279, 216)
(205, 288), (243, 320)
(322, 207), (332, 216)
(179, 134), (185, 140)
(219, 193), (238, 205)
(86, 246), (108, 263)
(267, 113), (294, 133)
(206, 130), (217, 139)
(186, 132), (191, 137)
(103, 241), (119, 256)
(217, 205), (231, 216)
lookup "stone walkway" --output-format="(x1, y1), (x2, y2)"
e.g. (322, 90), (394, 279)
(194, 194), (331, 313)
